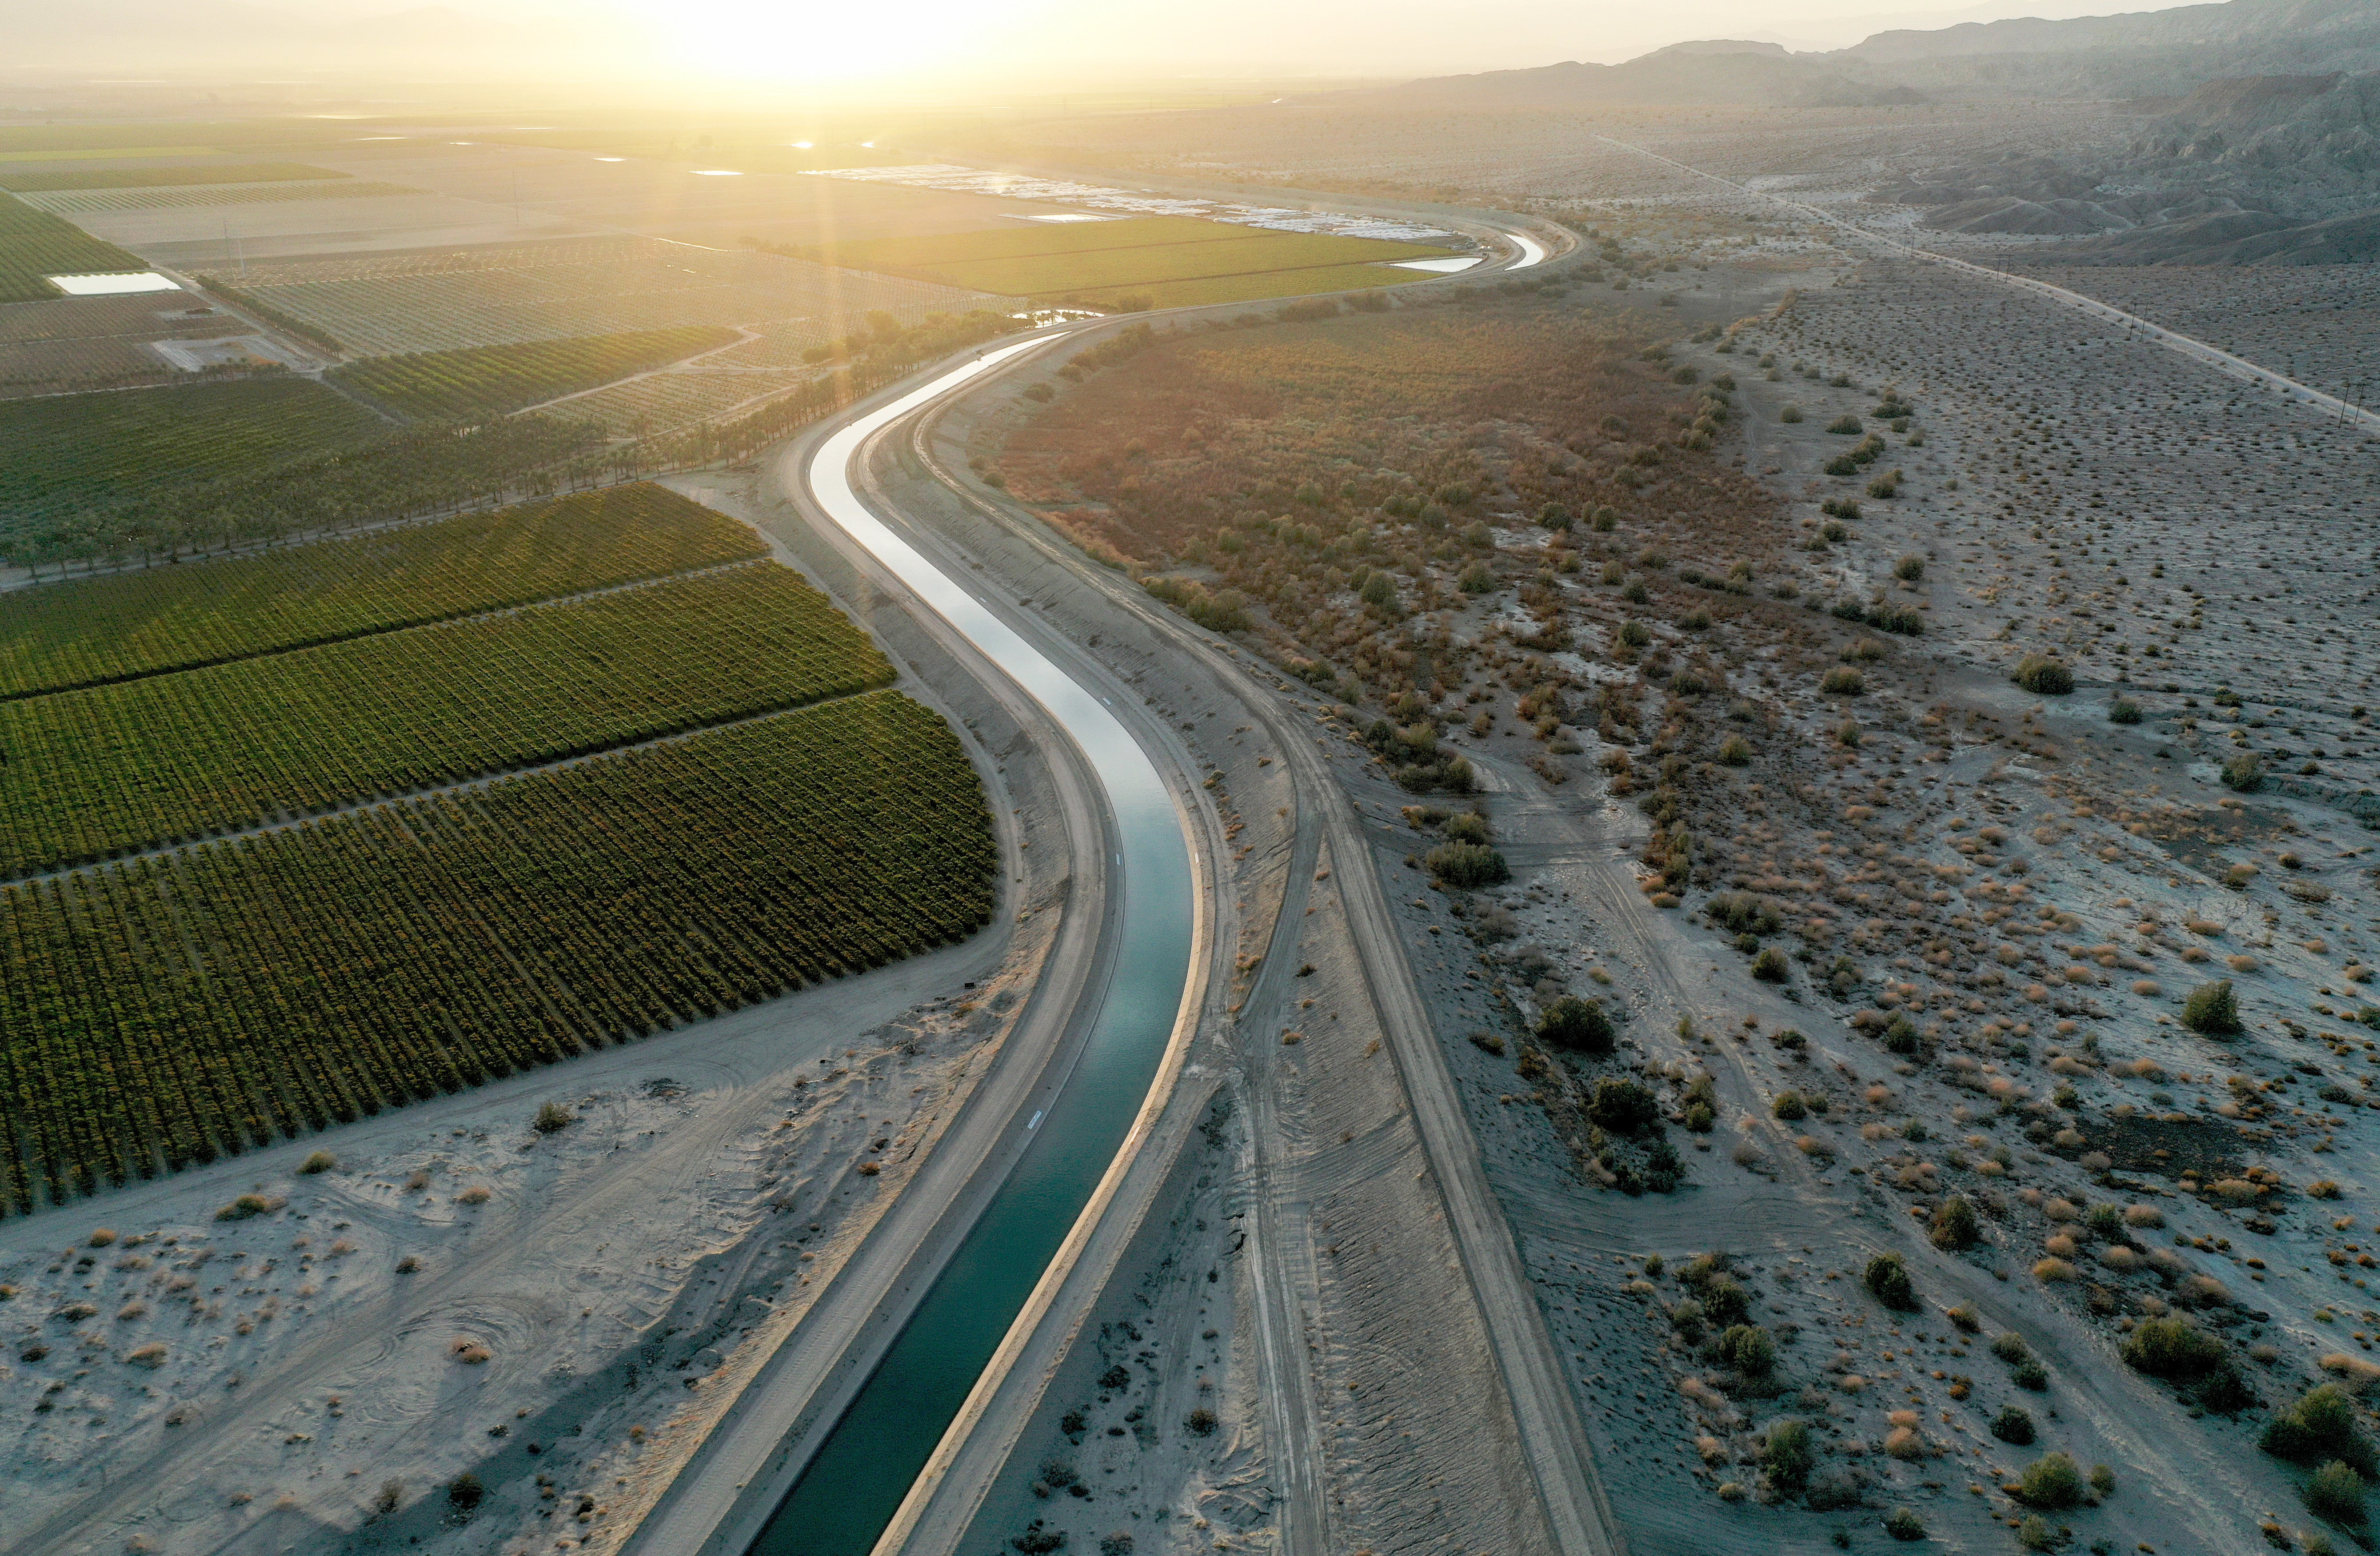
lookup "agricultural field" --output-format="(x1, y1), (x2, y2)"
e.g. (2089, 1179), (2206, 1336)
(0, 690), (995, 1208)
(0, 376), (383, 517)
(825, 215), (1456, 299)
(0, 288), (296, 399)
(328, 324), (741, 420)
(0, 481), (763, 697)
(207, 236), (989, 356)
(555, 364), (818, 435)
(0, 194), (147, 305)
(19, 180), (420, 215)
(0, 563), (890, 876)
(0, 162), (348, 192)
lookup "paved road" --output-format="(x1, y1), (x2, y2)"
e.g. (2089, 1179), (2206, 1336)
(1593, 132), (2380, 433)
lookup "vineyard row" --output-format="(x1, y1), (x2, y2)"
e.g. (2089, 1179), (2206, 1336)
(0, 692), (998, 1212)
(0, 563), (893, 879)
(0, 482), (763, 700)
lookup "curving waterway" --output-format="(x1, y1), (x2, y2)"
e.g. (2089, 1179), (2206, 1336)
(747, 340), (1197, 1556)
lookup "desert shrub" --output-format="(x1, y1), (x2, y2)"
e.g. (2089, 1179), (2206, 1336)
(1992, 1405), (2037, 1444)
(1884, 1507), (1926, 1541)
(1702, 1276), (1751, 1327)
(1772, 1091), (1808, 1121)
(1014, 1531), (1066, 1555)
(448, 1473), (484, 1512)
(2012, 1357), (2050, 1391)
(372, 1480), (403, 1518)
(1539, 503), (1573, 530)
(1718, 735), (1753, 766)
(1753, 947), (1790, 982)
(1994, 1337), (2037, 1368)
(533, 1100), (574, 1134)
(2222, 752), (2265, 793)
(2266, 1386), (2379, 1476)
(1185, 1407), (1218, 1436)
(1930, 1195), (1980, 1251)
(2012, 654), (2074, 695)
(1587, 1078), (1661, 1135)
(2019, 1451), (2083, 1509)
(215, 1193), (280, 1221)
(1763, 1418), (1816, 1491)
(2017, 1514), (2055, 1550)
(1821, 667), (1863, 695)
(2109, 699), (2142, 724)
(2308, 1460), (2368, 1525)
(2183, 980), (2243, 1035)
(1458, 562), (1496, 593)
(1780, 405), (1803, 423)
(1863, 1253), (1919, 1312)
(1617, 619), (1651, 647)
(1099, 1364), (1130, 1390)
(1882, 1014), (1921, 1055)
(1894, 555), (1924, 581)
(1101, 1533), (1135, 1556)
(1591, 504), (1618, 531)
(1536, 996), (1614, 1054)
(2123, 1317), (2226, 1380)
(1426, 842), (1509, 889)
(1826, 415), (1863, 435)
(1717, 1323), (1778, 1376)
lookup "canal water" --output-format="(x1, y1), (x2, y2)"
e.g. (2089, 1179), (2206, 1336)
(749, 343), (1196, 1556)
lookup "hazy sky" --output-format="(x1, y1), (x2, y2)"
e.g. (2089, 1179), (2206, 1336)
(13, 0), (2205, 84)
(601, 0), (2199, 78)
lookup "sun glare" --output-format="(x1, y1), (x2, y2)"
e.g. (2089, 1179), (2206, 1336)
(644, 0), (1010, 81)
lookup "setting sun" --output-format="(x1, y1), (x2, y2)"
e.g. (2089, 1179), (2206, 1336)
(631, 0), (1015, 81)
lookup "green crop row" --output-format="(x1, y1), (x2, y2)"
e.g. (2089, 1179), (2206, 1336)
(0, 482), (763, 699)
(330, 326), (742, 421)
(0, 375), (384, 512)
(0, 562), (890, 878)
(0, 692), (996, 1211)
(0, 194), (148, 304)
(0, 162), (347, 193)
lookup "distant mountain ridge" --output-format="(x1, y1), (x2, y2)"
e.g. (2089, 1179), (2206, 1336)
(1389, 0), (2380, 105)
